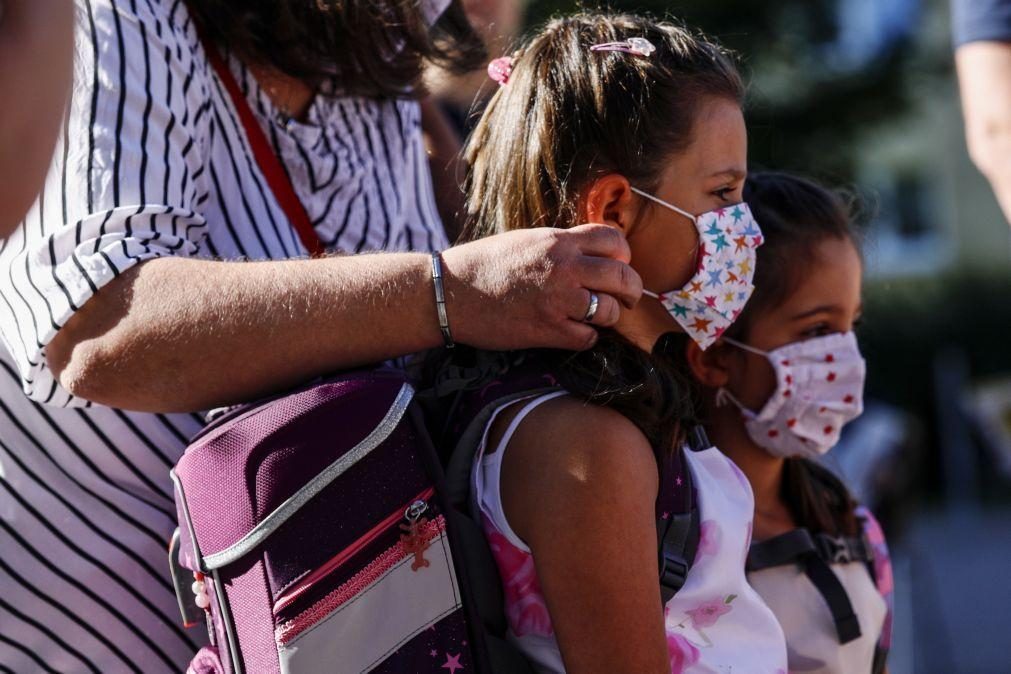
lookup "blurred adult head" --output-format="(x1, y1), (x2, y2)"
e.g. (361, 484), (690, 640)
(426, 0), (527, 115)
(189, 0), (486, 98)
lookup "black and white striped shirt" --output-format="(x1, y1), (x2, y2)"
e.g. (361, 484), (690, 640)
(0, 1), (447, 671)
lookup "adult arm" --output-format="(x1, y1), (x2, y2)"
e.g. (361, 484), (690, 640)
(956, 41), (1011, 226)
(495, 397), (671, 674)
(2, 2), (639, 413)
(47, 225), (641, 412)
(0, 0), (74, 236)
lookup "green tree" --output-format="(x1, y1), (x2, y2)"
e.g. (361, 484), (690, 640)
(523, 1), (934, 183)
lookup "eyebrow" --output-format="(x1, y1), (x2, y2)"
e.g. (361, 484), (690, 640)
(790, 305), (838, 320)
(710, 168), (747, 181)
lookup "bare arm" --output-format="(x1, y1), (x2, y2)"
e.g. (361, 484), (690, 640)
(496, 397), (670, 674)
(956, 41), (1011, 226)
(0, 0), (74, 235)
(48, 225), (642, 412)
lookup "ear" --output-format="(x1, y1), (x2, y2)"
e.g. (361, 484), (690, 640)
(685, 338), (735, 389)
(581, 174), (636, 235)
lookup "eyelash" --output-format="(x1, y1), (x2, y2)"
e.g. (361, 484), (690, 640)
(801, 322), (831, 338)
(712, 187), (733, 201)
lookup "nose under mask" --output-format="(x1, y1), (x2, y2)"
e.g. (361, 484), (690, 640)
(633, 187), (763, 350)
(716, 331), (866, 459)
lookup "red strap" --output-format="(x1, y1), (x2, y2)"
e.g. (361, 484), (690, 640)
(201, 41), (326, 258)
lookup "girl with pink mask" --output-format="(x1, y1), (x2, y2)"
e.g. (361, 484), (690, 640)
(677, 172), (894, 674)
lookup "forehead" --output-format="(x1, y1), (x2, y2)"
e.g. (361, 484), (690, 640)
(678, 97), (747, 178)
(779, 237), (862, 311)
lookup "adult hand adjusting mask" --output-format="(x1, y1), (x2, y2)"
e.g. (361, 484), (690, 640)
(633, 187), (763, 350)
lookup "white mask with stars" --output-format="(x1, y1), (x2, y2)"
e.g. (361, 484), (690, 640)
(634, 187), (764, 350)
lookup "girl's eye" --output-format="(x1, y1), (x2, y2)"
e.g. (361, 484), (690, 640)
(712, 187), (734, 201)
(801, 323), (832, 339)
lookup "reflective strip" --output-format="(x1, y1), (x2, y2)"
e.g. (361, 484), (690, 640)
(278, 531), (460, 673)
(202, 382), (415, 570)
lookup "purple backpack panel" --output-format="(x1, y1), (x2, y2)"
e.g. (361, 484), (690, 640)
(171, 369), (476, 673)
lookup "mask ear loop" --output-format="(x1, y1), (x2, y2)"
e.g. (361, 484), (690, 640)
(631, 187), (702, 302)
(720, 336), (769, 358)
(629, 187), (698, 225)
(715, 386), (758, 419)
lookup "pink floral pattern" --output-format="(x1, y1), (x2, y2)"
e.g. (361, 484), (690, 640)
(483, 519), (554, 638)
(667, 632), (701, 673)
(695, 520), (721, 562)
(685, 596), (734, 630)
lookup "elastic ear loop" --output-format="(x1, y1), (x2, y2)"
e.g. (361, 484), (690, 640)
(714, 339), (765, 420)
(720, 336), (770, 358)
(632, 187), (700, 302)
(629, 187), (698, 224)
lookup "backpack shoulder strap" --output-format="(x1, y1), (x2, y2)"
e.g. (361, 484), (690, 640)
(747, 528), (864, 644)
(655, 427), (705, 605)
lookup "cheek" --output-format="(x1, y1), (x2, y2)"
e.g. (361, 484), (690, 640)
(631, 221), (700, 292)
(731, 355), (779, 411)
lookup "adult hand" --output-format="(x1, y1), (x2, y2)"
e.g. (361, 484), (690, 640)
(442, 224), (643, 351)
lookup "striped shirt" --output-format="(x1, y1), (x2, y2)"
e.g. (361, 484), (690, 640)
(0, 0), (447, 671)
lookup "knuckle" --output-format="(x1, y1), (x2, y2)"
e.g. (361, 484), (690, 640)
(600, 297), (621, 326)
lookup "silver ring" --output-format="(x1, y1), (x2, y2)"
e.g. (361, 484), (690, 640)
(583, 292), (600, 322)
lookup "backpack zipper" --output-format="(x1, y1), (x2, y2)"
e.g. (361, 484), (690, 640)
(272, 487), (436, 615)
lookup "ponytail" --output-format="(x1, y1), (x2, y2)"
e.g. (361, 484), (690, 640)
(781, 458), (860, 537)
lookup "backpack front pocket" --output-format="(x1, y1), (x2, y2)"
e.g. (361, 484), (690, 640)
(273, 493), (462, 673)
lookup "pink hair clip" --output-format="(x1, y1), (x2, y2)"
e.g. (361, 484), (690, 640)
(487, 56), (514, 87)
(589, 37), (656, 58)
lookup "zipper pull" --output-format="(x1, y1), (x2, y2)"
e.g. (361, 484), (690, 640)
(400, 499), (432, 572)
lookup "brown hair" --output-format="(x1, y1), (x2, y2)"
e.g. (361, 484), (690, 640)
(731, 172), (862, 335)
(462, 13), (743, 453)
(188, 1), (486, 98)
(732, 172), (863, 537)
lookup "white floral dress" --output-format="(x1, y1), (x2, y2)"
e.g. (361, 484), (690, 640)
(473, 392), (789, 673)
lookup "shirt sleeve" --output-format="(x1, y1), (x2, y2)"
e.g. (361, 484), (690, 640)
(856, 506), (894, 653)
(0, 1), (212, 407)
(953, 0), (1011, 46)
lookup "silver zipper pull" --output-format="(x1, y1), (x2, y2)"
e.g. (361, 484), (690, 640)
(405, 500), (428, 522)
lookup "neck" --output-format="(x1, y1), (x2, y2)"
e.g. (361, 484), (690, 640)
(705, 406), (786, 514)
(247, 64), (315, 122)
(614, 296), (682, 352)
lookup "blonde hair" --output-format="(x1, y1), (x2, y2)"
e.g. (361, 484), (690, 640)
(464, 13), (743, 240)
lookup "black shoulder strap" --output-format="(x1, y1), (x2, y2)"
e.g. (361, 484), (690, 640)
(655, 427), (705, 605)
(747, 528), (866, 644)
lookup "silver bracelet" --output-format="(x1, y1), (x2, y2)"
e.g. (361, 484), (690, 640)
(430, 253), (454, 349)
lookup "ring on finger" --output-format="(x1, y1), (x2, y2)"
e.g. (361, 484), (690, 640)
(583, 292), (600, 323)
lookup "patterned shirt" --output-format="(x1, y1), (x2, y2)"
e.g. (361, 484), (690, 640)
(0, 0), (446, 671)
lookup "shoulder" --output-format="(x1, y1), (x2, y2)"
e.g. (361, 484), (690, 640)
(495, 395), (660, 540)
(505, 394), (659, 492)
(82, 0), (208, 81)
(953, 0), (1011, 46)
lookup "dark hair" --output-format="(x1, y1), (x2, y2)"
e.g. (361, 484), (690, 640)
(463, 13), (743, 453)
(188, 1), (486, 98)
(732, 172), (863, 537)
